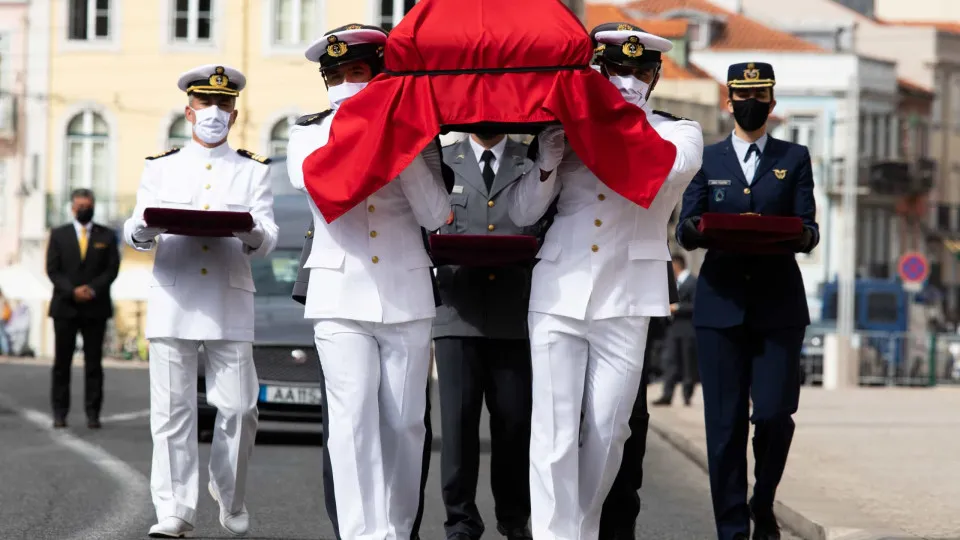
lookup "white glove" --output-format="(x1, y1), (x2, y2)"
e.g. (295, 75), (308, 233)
(234, 222), (265, 250)
(537, 125), (566, 172)
(132, 219), (166, 243)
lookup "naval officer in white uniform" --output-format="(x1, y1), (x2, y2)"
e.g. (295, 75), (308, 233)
(506, 28), (704, 540)
(286, 25), (451, 540)
(124, 64), (278, 539)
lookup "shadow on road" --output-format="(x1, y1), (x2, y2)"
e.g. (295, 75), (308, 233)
(240, 430), (494, 454)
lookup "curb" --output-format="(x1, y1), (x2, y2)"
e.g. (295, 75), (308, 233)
(0, 356), (149, 370)
(648, 415), (824, 540)
(648, 417), (923, 540)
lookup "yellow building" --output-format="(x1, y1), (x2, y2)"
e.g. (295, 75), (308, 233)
(36, 0), (421, 355)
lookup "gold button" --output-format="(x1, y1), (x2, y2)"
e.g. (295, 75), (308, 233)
(488, 273), (496, 281)
(368, 205), (375, 213)
(203, 204), (210, 210)
(598, 194), (606, 201)
(591, 244), (599, 252)
(488, 200), (495, 208)
(205, 184), (211, 190)
(488, 224), (495, 231)
(744, 188), (751, 194)
(201, 268), (208, 275)
(372, 256), (379, 264)
(202, 245), (209, 252)
(205, 164), (212, 170)
(594, 219), (602, 227)
(370, 231), (378, 238)
(306, 230), (313, 238)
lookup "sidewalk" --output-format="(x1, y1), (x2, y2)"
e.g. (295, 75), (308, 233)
(648, 385), (960, 540)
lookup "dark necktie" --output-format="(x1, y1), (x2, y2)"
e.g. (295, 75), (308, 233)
(481, 150), (495, 192)
(744, 143), (761, 162)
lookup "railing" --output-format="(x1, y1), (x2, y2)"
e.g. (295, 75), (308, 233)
(45, 192), (138, 229)
(801, 328), (960, 387)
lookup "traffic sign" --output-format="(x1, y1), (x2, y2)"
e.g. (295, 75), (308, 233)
(897, 252), (929, 291)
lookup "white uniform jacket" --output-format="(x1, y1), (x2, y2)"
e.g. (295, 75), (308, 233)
(123, 141), (278, 342)
(286, 112), (450, 324)
(508, 105), (704, 321)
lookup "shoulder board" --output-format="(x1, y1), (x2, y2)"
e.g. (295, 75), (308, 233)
(652, 110), (690, 122)
(295, 110), (333, 127)
(236, 149), (272, 164)
(145, 147), (181, 160)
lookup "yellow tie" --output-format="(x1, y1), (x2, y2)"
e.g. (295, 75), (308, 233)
(79, 227), (88, 260)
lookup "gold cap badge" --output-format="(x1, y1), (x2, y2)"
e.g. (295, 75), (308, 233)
(743, 62), (759, 80)
(326, 36), (348, 58)
(617, 23), (634, 31)
(208, 66), (229, 89)
(622, 35), (644, 58)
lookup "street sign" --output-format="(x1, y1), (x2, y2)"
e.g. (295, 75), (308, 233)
(897, 252), (929, 293)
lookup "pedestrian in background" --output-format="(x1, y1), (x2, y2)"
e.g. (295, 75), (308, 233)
(0, 288), (11, 355)
(45, 188), (120, 430)
(653, 254), (698, 407)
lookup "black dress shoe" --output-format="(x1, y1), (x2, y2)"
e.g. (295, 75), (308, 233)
(87, 419), (102, 429)
(447, 533), (477, 540)
(53, 418), (67, 429)
(651, 397), (672, 406)
(497, 524), (533, 540)
(750, 499), (781, 540)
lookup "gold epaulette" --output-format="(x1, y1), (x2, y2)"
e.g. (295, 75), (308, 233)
(237, 149), (272, 164)
(145, 147), (181, 160)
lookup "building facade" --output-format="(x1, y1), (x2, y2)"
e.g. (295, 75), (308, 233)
(28, 0), (420, 356)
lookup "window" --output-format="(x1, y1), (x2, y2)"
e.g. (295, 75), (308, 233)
(172, 0), (213, 44)
(272, 0), (318, 46)
(68, 0), (111, 41)
(251, 249), (301, 296)
(268, 117), (295, 156)
(167, 116), (192, 148)
(379, 0), (418, 30)
(65, 111), (110, 211)
(787, 115), (818, 154)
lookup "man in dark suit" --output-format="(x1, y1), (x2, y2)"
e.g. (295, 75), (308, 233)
(292, 221), (434, 540)
(45, 188), (120, 429)
(676, 62), (819, 540)
(433, 133), (549, 540)
(653, 254), (698, 407)
(599, 259), (678, 540)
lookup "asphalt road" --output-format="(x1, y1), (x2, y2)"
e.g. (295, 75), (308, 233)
(0, 360), (798, 540)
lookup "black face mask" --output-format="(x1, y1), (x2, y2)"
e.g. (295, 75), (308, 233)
(76, 207), (94, 224)
(732, 98), (772, 132)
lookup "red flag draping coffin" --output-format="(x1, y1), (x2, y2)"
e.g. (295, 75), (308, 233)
(302, 0), (678, 223)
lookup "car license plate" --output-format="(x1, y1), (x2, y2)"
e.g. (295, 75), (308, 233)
(259, 385), (322, 405)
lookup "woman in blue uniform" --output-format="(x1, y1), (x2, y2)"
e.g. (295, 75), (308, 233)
(675, 62), (819, 540)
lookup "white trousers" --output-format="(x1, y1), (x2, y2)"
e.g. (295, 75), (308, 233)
(313, 318), (433, 540)
(527, 313), (650, 540)
(148, 338), (260, 524)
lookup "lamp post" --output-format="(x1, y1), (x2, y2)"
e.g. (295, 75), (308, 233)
(824, 74), (860, 389)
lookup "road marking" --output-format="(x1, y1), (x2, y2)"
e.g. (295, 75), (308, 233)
(0, 393), (151, 540)
(101, 408), (151, 424)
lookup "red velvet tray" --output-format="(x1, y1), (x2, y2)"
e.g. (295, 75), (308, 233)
(698, 213), (803, 253)
(429, 234), (539, 267)
(144, 207), (254, 238)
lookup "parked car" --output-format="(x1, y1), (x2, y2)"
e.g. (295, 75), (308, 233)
(198, 156), (321, 438)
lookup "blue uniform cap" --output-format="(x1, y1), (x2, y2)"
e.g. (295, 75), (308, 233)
(727, 62), (775, 89)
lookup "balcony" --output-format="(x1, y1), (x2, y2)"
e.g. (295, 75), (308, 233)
(45, 192), (137, 230)
(829, 157), (936, 197)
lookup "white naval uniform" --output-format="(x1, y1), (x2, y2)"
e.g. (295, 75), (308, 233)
(507, 105), (703, 540)
(123, 140), (278, 525)
(287, 111), (450, 540)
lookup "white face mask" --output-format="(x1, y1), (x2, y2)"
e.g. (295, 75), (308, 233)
(328, 82), (369, 110)
(610, 75), (650, 108)
(190, 105), (232, 145)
